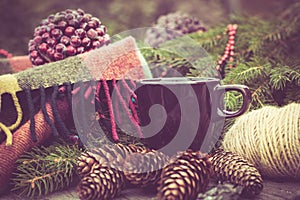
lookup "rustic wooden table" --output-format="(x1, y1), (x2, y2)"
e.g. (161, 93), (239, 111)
(1, 179), (299, 200)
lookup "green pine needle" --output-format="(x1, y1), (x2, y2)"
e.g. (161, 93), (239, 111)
(11, 142), (84, 198)
(139, 3), (300, 111)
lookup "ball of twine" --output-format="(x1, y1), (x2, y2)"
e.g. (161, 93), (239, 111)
(222, 103), (300, 179)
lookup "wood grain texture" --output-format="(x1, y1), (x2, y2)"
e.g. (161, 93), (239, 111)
(0, 179), (299, 200)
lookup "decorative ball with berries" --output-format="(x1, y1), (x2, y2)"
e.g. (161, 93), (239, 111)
(28, 9), (110, 66)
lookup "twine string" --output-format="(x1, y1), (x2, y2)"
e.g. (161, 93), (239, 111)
(222, 103), (300, 178)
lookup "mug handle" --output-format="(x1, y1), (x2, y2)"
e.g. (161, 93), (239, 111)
(215, 84), (252, 118)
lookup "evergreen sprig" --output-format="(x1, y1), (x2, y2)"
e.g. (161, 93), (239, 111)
(140, 47), (193, 77)
(141, 2), (300, 111)
(11, 142), (83, 198)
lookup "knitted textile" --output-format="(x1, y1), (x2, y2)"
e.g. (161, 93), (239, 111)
(0, 74), (22, 145)
(0, 36), (150, 146)
(0, 56), (32, 75)
(222, 103), (300, 179)
(0, 98), (70, 192)
(0, 36), (150, 193)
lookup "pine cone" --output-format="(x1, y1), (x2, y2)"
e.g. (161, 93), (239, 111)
(90, 143), (148, 169)
(28, 8), (110, 66)
(145, 12), (206, 77)
(77, 143), (148, 177)
(157, 150), (211, 200)
(145, 12), (206, 48)
(210, 150), (263, 196)
(123, 149), (169, 187)
(77, 151), (102, 178)
(77, 164), (125, 200)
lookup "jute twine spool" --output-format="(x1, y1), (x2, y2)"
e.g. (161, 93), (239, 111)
(222, 103), (300, 179)
(0, 98), (70, 193)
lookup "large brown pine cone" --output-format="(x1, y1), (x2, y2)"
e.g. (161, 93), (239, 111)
(210, 149), (263, 196)
(77, 151), (102, 178)
(90, 143), (149, 169)
(77, 143), (148, 178)
(157, 149), (212, 200)
(77, 143), (150, 199)
(77, 164), (125, 200)
(122, 149), (170, 187)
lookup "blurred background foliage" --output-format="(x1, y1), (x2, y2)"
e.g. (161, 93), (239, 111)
(0, 0), (297, 55)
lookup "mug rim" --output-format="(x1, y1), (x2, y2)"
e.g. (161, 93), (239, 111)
(137, 77), (219, 85)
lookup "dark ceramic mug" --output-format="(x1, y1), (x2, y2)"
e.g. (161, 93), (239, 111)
(135, 77), (251, 155)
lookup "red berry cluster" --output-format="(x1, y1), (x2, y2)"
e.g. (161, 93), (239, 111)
(28, 9), (110, 66)
(216, 24), (238, 78)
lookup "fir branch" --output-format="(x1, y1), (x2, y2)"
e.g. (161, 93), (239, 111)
(224, 91), (243, 111)
(141, 46), (193, 77)
(277, 2), (300, 38)
(288, 66), (300, 86)
(223, 57), (270, 85)
(140, 2), (300, 110)
(11, 143), (83, 198)
(189, 26), (226, 50)
(269, 65), (300, 91)
(250, 80), (275, 108)
(269, 66), (291, 90)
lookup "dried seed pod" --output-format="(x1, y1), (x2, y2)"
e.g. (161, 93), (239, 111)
(90, 143), (148, 168)
(157, 150), (211, 200)
(78, 143), (148, 176)
(123, 149), (169, 186)
(77, 164), (125, 200)
(210, 149), (263, 196)
(77, 143), (149, 199)
(145, 12), (206, 48)
(77, 151), (101, 178)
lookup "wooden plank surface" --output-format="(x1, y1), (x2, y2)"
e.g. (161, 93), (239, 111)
(1, 179), (299, 200)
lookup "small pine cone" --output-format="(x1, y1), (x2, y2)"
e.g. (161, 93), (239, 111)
(123, 149), (169, 187)
(145, 12), (206, 48)
(210, 150), (263, 196)
(77, 143), (147, 178)
(77, 164), (125, 200)
(157, 150), (211, 200)
(90, 143), (149, 169)
(145, 12), (206, 78)
(77, 151), (102, 178)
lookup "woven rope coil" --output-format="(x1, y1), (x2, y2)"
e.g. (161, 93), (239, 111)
(222, 103), (300, 179)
